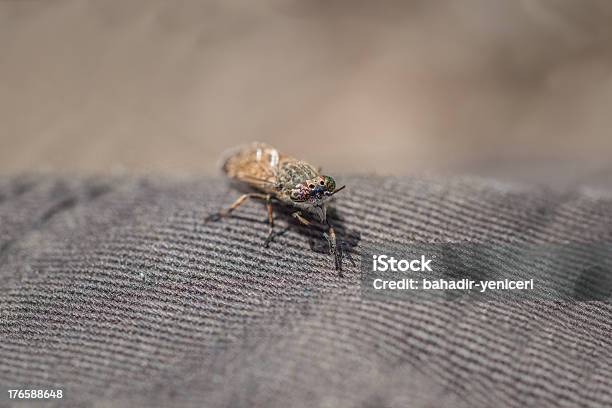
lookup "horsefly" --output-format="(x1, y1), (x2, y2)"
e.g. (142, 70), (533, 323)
(206, 142), (346, 271)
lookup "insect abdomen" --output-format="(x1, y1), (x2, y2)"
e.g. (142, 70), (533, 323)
(221, 143), (282, 191)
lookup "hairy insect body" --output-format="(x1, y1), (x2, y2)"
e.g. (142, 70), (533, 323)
(277, 161), (318, 191)
(210, 142), (345, 270)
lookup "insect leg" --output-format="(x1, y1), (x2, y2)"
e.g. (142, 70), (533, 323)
(263, 195), (275, 247)
(205, 193), (267, 222)
(323, 221), (342, 272)
(291, 211), (311, 226)
(292, 211), (342, 272)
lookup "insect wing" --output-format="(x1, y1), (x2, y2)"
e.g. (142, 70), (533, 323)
(222, 143), (281, 190)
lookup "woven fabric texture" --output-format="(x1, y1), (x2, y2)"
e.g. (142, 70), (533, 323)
(1, 175), (612, 407)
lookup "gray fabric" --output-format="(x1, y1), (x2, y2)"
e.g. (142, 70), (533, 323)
(1, 175), (612, 407)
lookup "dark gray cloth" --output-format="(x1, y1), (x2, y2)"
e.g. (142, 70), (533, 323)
(1, 175), (611, 407)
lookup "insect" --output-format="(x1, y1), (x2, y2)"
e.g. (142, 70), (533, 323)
(206, 142), (346, 270)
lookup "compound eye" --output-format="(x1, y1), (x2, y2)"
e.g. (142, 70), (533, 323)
(324, 176), (336, 192)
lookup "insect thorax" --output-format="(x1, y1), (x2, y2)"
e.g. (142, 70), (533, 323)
(276, 161), (319, 190)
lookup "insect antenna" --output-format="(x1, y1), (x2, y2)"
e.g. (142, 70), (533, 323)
(331, 185), (346, 196)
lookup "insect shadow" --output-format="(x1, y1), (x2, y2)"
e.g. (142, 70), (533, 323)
(221, 182), (361, 274)
(274, 203), (361, 273)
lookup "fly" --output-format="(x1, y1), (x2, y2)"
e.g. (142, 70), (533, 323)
(206, 142), (346, 271)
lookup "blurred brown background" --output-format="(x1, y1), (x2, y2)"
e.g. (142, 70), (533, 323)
(2, 0), (612, 186)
